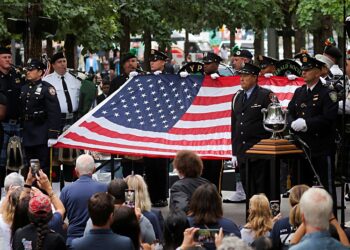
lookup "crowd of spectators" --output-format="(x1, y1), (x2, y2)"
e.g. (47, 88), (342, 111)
(1, 150), (350, 250)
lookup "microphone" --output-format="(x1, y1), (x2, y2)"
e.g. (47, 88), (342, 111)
(286, 131), (309, 149)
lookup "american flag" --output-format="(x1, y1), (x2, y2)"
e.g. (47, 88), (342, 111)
(54, 74), (304, 159)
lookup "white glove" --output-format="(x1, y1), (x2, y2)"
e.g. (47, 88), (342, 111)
(291, 118), (307, 132)
(179, 71), (189, 78)
(231, 155), (238, 168)
(153, 70), (162, 75)
(210, 73), (220, 79)
(48, 139), (58, 147)
(129, 71), (139, 78)
(287, 74), (297, 80)
(264, 73), (273, 78)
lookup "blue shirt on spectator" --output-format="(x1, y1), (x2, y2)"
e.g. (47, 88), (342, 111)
(289, 231), (349, 250)
(60, 175), (107, 246)
(71, 229), (134, 250)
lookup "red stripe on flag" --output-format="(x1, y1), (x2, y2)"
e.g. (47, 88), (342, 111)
(169, 125), (231, 134)
(80, 121), (231, 145)
(192, 95), (233, 105)
(181, 110), (231, 121)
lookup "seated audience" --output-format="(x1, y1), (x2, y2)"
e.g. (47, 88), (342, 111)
(216, 235), (252, 250)
(270, 184), (309, 249)
(60, 154), (107, 247)
(125, 174), (164, 241)
(12, 192), (66, 250)
(169, 150), (209, 213)
(241, 194), (275, 245)
(251, 236), (273, 250)
(72, 192), (134, 250)
(290, 187), (349, 249)
(83, 178), (156, 244)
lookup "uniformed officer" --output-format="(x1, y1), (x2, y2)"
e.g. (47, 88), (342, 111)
(43, 52), (81, 126)
(21, 59), (61, 175)
(144, 49), (169, 207)
(43, 52), (81, 181)
(257, 55), (278, 76)
(109, 53), (139, 94)
(0, 46), (24, 187)
(287, 54), (338, 212)
(231, 49), (253, 75)
(229, 63), (273, 200)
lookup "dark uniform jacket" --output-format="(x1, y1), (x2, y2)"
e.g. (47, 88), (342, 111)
(109, 74), (129, 94)
(20, 80), (61, 147)
(0, 68), (23, 121)
(287, 80), (338, 156)
(231, 85), (272, 158)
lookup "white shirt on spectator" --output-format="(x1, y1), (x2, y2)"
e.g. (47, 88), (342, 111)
(0, 214), (11, 250)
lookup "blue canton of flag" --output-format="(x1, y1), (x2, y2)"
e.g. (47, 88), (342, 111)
(94, 74), (204, 132)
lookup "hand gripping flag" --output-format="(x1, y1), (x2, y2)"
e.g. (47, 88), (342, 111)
(54, 74), (304, 159)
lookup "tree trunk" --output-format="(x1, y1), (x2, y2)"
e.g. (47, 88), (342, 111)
(120, 13), (130, 55)
(313, 15), (333, 55)
(338, 35), (345, 68)
(46, 37), (53, 58)
(143, 30), (152, 72)
(27, 1), (43, 61)
(253, 29), (263, 60)
(64, 34), (76, 69)
(228, 25), (236, 50)
(294, 29), (306, 55)
(184, 30), (190, 60)
(312, 29), (323, 55)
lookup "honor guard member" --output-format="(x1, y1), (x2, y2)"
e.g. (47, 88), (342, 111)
(323, 43), (343, 77)
(109, 52), (138, 94)
(142, 49), (169, 207)
(199, 52), (225, 193)
(226, 63), (273, 202)
(287, 54), (338, 213)
(43, 52), (81, 181)
(43, 52), (81, 126)
(257, 55), (278, 76)
(0, 46), (24, 187)
(21, 59), (61, 175)
(231, 49), (253, 75)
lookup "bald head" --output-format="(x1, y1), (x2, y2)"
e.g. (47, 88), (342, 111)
(75, 154), (95, 176)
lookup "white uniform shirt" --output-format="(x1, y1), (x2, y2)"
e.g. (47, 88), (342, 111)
(43, 71), (81, 113)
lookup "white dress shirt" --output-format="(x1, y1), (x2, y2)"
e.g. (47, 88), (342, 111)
(43, 71), (81, 113)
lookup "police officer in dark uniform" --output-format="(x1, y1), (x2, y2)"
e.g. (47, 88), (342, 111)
(230, 63), (273, 199)
(257, 55), (278, 76)
(288, 54), (338, 213)
(231, 49), (253, 75)
(0, 46), (24, 187)
(144, 49), (170, 207)
(198, 52), (225, 193)
(21, 59), (61, 175)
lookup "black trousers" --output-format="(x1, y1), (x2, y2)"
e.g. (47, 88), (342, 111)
(299, 154), (336, 214)
(201, 160), (224, 193)
(238, 157), (271, 199)
(144, 158), (169, 203)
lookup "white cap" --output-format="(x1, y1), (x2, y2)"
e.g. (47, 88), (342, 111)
(315, 54), (334, 69)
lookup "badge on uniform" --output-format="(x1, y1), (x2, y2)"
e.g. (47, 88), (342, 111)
(251, 104), (261, 108)
(300, 103), (307, 108)
(329, 91), (337, 102)
(15, 78), (20, 84)
(48, 87), (56, 96)
(35, 87), (42, 95)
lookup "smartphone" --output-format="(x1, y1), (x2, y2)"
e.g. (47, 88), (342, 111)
(194, 229), (219, 244)
(270, 200), (280, 217)
(125, 189), (135, 208)
(30, 159), (40, 176)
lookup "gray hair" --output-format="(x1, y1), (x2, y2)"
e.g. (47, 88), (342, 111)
(75, 154), (95, 175)
(300, 187), (333, 230)
(217, 236), (252, 250)
(4, 173), (24, 192)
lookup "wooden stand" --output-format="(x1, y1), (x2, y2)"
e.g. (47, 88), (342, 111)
(246, 139), (303, 155)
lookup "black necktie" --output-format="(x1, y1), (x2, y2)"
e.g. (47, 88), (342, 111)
(307, 88), (312, 96)
(61, 76), (73, 113)
(242, 92), (248, 104)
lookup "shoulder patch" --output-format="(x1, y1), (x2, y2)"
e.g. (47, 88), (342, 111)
(48, 87), (56, 96)
(329, 91), (337, 102)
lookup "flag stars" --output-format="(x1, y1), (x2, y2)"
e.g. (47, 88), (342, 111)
(181, 81), (186, 86)
(149, 84), (154, 88)
(163, 93), (168, 97)
(114, 113), (119, 117)
(135, 109), (141, 113)
(152, 124), (157, 127)
(186, 95), (192, 99)
(158, 109), (163, 113)
(121, 99), (126, 103)
(111, 101), (116, 105)
(170, 110), (175, 114)
(153, 97), (158, 102)
(146, 107), (151, 111)
(133, 103), (139, 107)
(127, 118), (132, 122)
(172, 87), (177, 92)
(137, 116), (143, 120)
(140, 121), (144, 125)
(169, 81), (174, 86)
(180, 105), (185, 109)
(131, 96), (136, 100)
(143, 100), (149, 104)
(165, 99), (170, 103)
(112, 107), (117, 111)
(151, 91), (156, 95)
(193, 83), (198, 87)
(156, 103), (161, 107)
(184, 88), (189, 93)
(139, 87), (144, 91)
(160, 86), (165, 91)
(177, 100), (182, 104)
(141, 93), (147, 98)
(102, 110), (107, 114)
(168, 104), (173, 108)
(135, 79), (140, 82)
(125, 112), (130, 116)
(150, 118), (155, 122)
(123, 104), (128, 108)
(148, 113), (153, 117)
(157, 79), (163, 84)
(127, 87), (132, 91)
(164, 125), (169, 128)
(174, 93), (179, 97)
(147, 79), (152, 82)
(172, 115), (177, 120)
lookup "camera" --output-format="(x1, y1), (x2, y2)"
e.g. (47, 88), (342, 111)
(30, 159), (40, 176)
(270, 200), (280, 217)
(194, 229), (219, 244)
(124, 189), (135, 208)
